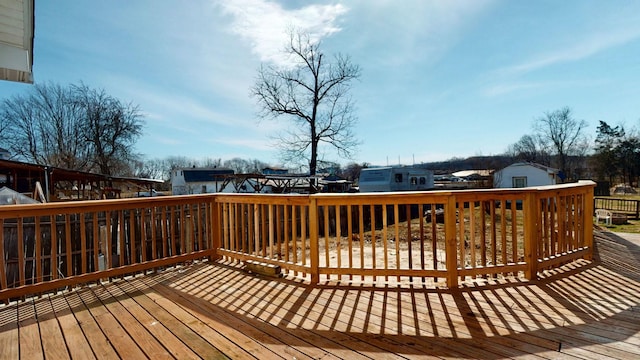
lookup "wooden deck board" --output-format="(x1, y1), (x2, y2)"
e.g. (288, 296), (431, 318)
(33, 296), (70, 360)
(76, 287), (148, 360)
(128, 279), (318, 360)
(0, 307), (19, 360)
(89, 286), (176, 360)
(101, 283), (202, 360)
(16, 299), (42, 360)
(63, 291), (120, 360)
(0, 230), (638, 359)
(47, 294), (96, 360)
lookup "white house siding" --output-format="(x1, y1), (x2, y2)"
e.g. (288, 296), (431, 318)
(171, 168), (234, 195)
(494, 163), (558, 188)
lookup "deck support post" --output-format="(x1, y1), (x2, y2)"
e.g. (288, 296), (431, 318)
(309, 196), (320, 284)
(582, 181), (595, 261)
(445, 194), (458, 288)
(524, 192), (538, 280)
(210, 199), (222, 261)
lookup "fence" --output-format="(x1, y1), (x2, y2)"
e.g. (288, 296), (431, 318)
(0, 181), (595, 301)
(594, 197), (640, 219)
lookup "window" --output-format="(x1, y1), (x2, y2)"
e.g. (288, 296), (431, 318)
(512, 176), (527, 188)
(410, 177), (417, 185)
(395, 174), (403, 183)
(201, 185), (207, 193)
(419, 177), (426, 185)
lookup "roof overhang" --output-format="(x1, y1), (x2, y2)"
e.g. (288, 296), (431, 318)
(0, 0), (34, 84)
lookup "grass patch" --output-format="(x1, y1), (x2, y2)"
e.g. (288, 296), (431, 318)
(596, 218), (640, 233)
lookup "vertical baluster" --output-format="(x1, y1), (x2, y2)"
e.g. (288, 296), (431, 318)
(335, 205), (341, 280)
(161, 207), (167, 258)
(394, 204), (400, 280)
(347, 204), (353, 281)
(119, 210), (126, 266)
(64, 215), (72, 277)
(284, 205), (290, 263)
(0, 219), (6, 293)
(323, 205), (329, 276)
(406, 203), (412, 283)
(301, 206), (307, 274)
(35, 216), (42, 283)
(92, 212), (99, 273)
(80, 213), (87, 274)
(140, 207), (147, 262)
(382, 204), (389, 279)
(431, 204), (438, 274)
(105, 212), (112, 270)
(370, 204), (376, 282)
(358, 204), (364, 281)
(129, 209), (136, 265)
(470, 201), (476, 273)
(458, 201), (465, 273)
(511, 199), (517, 266)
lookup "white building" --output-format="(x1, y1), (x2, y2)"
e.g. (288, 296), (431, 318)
(493, 162), (559, 188)
(358, 166), (434, 192)
(171, 168), (235, 195)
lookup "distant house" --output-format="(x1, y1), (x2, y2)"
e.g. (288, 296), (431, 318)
(493, 162), (559, 188)
(358, 166), (434, 192)
(171, 167), (234, 195)
(262, 167), (288, 175)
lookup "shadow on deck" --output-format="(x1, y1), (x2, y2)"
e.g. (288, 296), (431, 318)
(0, 230), (638, 359)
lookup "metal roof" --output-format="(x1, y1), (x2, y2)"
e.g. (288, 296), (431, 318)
(182, 168), (234, 182)
(0, 0), (34, 83)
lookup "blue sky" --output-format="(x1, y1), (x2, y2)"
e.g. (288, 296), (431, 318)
(2, 0), (640, 168)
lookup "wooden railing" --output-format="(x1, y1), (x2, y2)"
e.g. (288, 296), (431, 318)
(0, 181), (595, 300)
(215, 181), (595, 287)
(0, 195), (216, 301)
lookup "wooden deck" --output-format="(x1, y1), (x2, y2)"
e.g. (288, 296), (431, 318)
(0, 231), (638, 360)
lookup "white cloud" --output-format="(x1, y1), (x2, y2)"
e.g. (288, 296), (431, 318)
(482, 82), (545, 97)
(216, 0), (348, 66)
(345, 0), (495, 67)
(501, 26), (640, 76)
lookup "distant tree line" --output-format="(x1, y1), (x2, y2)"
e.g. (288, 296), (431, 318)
(3, 82), (638, 188)
(503, 106), (639, 186)
(592, 121), (640, 186)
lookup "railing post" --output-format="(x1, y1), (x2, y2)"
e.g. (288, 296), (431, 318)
(582, 181), (594, 261)
(210, 197), (222, 261)
(524, 191), (538, 280)
(445, 194), (458, 288)
(308, 195), (320, 284)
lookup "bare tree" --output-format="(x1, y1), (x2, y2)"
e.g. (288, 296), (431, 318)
(252, 30), (361, 180)
(506, 134), (550, 165)
(534, 107), (588, 180)
(0, 82), (144, 176)
(73, 83), (144, 175)
(0, 83), (89, 169)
